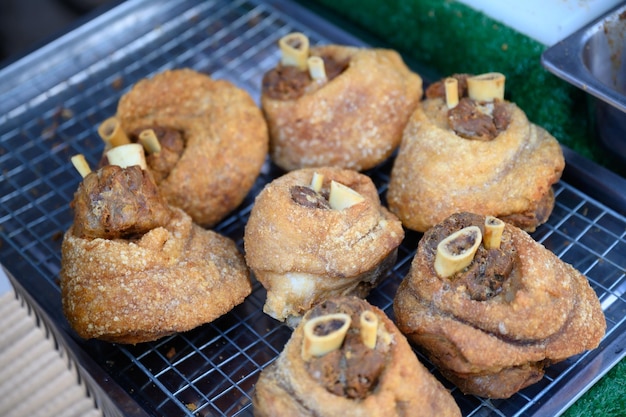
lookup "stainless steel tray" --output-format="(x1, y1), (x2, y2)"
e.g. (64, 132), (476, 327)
(541, 2), (626, 164)
(1, 1), (625, 416)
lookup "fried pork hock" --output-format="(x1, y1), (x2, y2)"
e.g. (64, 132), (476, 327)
(261, 34), (422, 171)
(114, 68), (268, 227)
(387, 73), (565, 233)
(244, 167), (404, 327)
(61, 165), (251, 344)
(393, 212), (605, 398)
(253, 296), (461, 417)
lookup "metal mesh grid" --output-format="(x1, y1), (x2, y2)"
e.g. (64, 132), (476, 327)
(1, 0), (625, 416)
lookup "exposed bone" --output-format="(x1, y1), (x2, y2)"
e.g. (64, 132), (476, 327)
(70, 154), (91, 178)
(360, 310), (378, 349)
(310, 172), (324, 192)
(279, 32), (309, 71)
(467, 72), (506, 102)
(434, 226), (482, 278)
(483, 216), (505, 249)
(98, 117), (130, 147)
(328, 180), (365, 210)
(138, 129), (162, 154)
(444, 77), (459, 109)
(302, 313), (351, 360)
(105, 143), (147, 170)
(307, 56), (327, 82)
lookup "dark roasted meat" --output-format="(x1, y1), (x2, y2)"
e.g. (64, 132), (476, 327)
(305, 298), (387, 399)
(70, 165), (171, 239)
(262, 54), (349, 100)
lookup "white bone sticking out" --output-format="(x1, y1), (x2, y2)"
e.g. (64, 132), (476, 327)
(360, 310), (378, 349)
(138, 129), (162, 154)
(328, 180), (365, 210)
(467, 72), (506, 102)
(444, 77), (459, 109)
(483, 216), (505, 249)
(105, 143), (147, 170)
(70, 154), (91, 178)
(302, 313), (351, 360)
(307, 56), (327, 83)
(279, 32), (310, 71)
(97, 117), (130, 147)
(310, 172), (324, 192)
(434, 226), (482, 278)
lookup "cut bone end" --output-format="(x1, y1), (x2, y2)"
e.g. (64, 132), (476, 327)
(310, 172), (324, 192)
(360, 310), (378, 349)
(97, 117), (130, 147)
(444, 77), (459, 109)
(329, 180), (365, 210)
(484, 216), (505, 249)
(434, 225), (482, 278)
(302, 313), (351, 361)
(138, 129), (162, 154)
(105, 143), (147, 170)
(279, 32), (309, 71)
(467, 72), (506, 102)
(307, 56), (327, 82)
(70, 154), (92, 178)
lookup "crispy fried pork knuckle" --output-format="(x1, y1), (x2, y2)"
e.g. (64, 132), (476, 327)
(244, 167), (403, 327)
(393, 212), (606, 398)
(116, 68), (269, 227)
(262, 44), (422, 171)
(61, 164), (251, 344)
(387, 74), (564, 233)
(252, 296), (461, 417)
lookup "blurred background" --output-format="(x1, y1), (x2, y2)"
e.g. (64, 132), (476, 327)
(0, 0), (113, 64)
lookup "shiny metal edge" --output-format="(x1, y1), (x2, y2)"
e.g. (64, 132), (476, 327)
(541, 2), (626, 114)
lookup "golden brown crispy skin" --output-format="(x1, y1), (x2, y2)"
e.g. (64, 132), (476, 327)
(393, 213), (606, 398)
(116, 68), (269, 227)
(61, 207), (251, 344)
(244, 167), (404, 327)
(262, 45), (422, 171)
(387, 97), (565, 233)
(252, 296), (461, 417)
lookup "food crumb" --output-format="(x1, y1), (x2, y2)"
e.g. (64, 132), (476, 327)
(166, 347), (176, 360)
(111, 76), (124, 90)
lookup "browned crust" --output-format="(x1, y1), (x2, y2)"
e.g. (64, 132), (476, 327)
(252, 296), (461, 417)
(117, 68), (269, 227)
(393, 213), (606, 398)
(262, 45), (422, 171)
(244, 167), (404, 324)
(60, 207), (251, 344)
(387, 97), (565, 232)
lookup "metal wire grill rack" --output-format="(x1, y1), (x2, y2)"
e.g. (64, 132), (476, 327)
(1, 0), (625, 416)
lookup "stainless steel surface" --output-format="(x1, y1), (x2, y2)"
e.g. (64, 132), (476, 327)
(1, 0), (625, 416)
(541, 2), (626, 161)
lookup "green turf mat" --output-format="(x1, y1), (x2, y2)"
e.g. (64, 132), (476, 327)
(563, 358), (626, 417)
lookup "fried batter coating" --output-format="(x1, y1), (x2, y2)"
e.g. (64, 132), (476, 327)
(61, 165), (251, 344)
(262, 45), (422, 171)
(244, 167), (404, 327)
(253, 296), (461, 417)
(116, 68), (268, 227)
(387, 74), (564, 233)
(393, 212), (606, 398)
